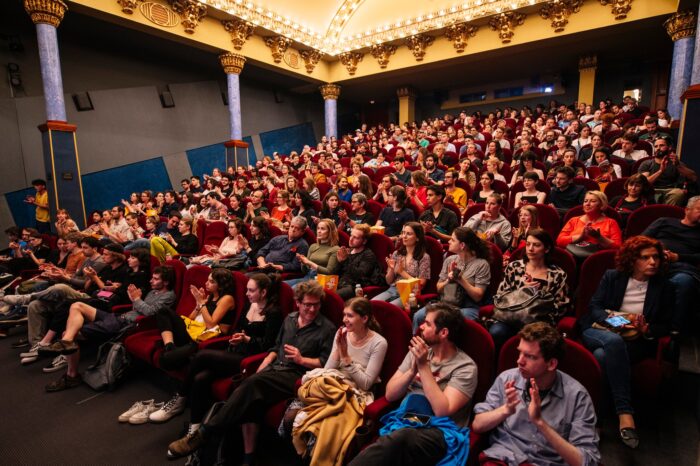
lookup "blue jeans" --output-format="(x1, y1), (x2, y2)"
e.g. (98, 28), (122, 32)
(125, 238), (150, 251)
(669, 271), (696, 332)
(581, 327), (633, 415)
(284, 270), (317, 288)
(372, 284), (403, 307)
(413, 306), (479, 333)
(489, 321), (520, 352)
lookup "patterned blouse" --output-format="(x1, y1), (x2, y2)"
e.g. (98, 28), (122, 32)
(389, 250), (431, 284)
(496, 259), (570, 321)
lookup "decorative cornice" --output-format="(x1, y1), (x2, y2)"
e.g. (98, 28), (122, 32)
(370, 44), (397, 69)
(489, 12), (526, 44)
(578, 55), (597, 70)
(444, 22), (478, 53)
(24, 0), (67, 27)
(300, 49), (323, 74)
(539, 0), (583, 33)
(221, 18), (255, 50)
(117, 0), (142, 14)
(264, 36), (293, 63)
(599, 0), (633, 21)
(219, 52), (246, 74)
(319, 83), (341, 100)
(396, 86), (417, 99)
(405, 34), (434, 61)
(338, 51), (364, 75)
(664, 10), (696, 42)
(169, 0), (207, 34)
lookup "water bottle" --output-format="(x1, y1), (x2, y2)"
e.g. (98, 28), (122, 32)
(408, 293), (418, 316)
(355, 284), (364, 297)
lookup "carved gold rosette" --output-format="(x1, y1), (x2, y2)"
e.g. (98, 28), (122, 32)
(539, 0), (583, 33)
(445, 23), (478, 53)
(599, 0), (633, 21)
(405, 34), (434, 61)
(169, 0), (207, 34)
(370, 44), (397, 69)
(319, 83), (341, 100)
(300, 50), (323, 74)
(264, 36), (293, 63)
(24, 0), (67, 27)
(338, 51), (364, 75)
(664, 10), (697, 42)
(222, 18), (255, 50)
(219, 52), (246, 74)
(489, 12), (526, 44)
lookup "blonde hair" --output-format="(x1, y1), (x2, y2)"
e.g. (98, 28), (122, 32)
(585, 190), (608, 211)
(317, 218), (339, 246)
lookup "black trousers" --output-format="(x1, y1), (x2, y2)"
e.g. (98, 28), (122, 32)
(348, 427), (447, 466)
(206, 366), (301, 432)
(156, 309), (197, 370)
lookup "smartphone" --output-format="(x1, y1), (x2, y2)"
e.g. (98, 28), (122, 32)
(605, 315), (631, 327)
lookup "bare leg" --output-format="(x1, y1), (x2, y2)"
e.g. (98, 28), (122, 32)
(38, 329), (57, 345)
(619, 413), (635, 429)
(241, 423), (259, 455)
(62, 301), (97, 341)
(65, 351), (80, 378)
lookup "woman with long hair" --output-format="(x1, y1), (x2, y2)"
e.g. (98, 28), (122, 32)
(189, 218), (247, 266)
(511, 151), (545, 185)
(610, 174), (653, 228)
(304, 177), (320, 201)
(513, 172), (547, 209)
(54, 209), (79, 238)
(457, 157), (477, 190)
(408, 170), (430, 210)
(248, 216), (271, 260)
(356, 174), (374, 199)
(472, 172), (496, 204)
(292, 190), (318, 227)
(287, 219), (339, 287)
(319, 191), (342, 226)
(267, 189), (292, 227)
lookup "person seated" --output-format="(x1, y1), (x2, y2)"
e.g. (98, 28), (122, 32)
(376, 186), (415, 239)
(472, 172), (497, 204)
(613, 134), (647, 163)
(166, 280), (335, 464)
(338, 193), (375, 233)
(485, 159), (507, 183)
(511, 152), (545, 186)
(243, 190), (269, 222)
(372, 222), (431, 308)
(610, 174), (653, 227)
(150, 217), (198, 263)
(304, 177), (321, 201)
(638, 116), (671, 142)
(190, 218), (247, 266)
(288, 219), (339, 287)
(549, 166), (586, 216)
(419, 185), (460, 242)
(317, 191), (342, 227)
(443, 168), (469, 211)
(335, 224), (385, 300)
(407, 170), (431, 210)
(347, 161), (364, 188)
(589, 149), (621, 188)
(291, 190), (318, 226)
(473, 322), (600, 466)
(490, 229), (570, 350)
(557, 191), (622, 260)
(423, 153), (445, 185)
(265, 189), (292, 227)
(54, 208), (79, 238)
(513, 172), (547, 209)
(247, 216), (271, 260)
(579, 236), (675, 449)
(638, 137), (697, 206)
(505, 205), (540, 261)
(0, 228), (51, 278)
(38, 266), (176, 392)
(413, 227), (490, 330)
(288, 297), (388, 463)
(13, 234), (78, 297)
(548, 148), (585, 180)
(348, 303), (477, 466)
(392, 156), (413, 185)
(336, 176), (354, 202)
(256, 216), (309, 273)
(364, 151), (390, 170)
(356, 174), (375, 200)
(373, 174), (394, 204)
(464, 193), (512, 251)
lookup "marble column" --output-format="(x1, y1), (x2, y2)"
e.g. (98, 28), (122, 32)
(577, 55), (597, 107)
(25, 0), (68, 121)
(396, 86), (417, 125)
(664, 11), (696, 120)
(219, 52), (246, 140)
(692, 5), (700, 84)
(320, 84), (341, 139)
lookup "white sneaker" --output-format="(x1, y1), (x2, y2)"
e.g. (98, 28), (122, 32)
(43, 355), (68, 373)
(20, 355), (39, 365)
(129, 401), (164, 424)
(3, 294), (32, 305)
(118, 399), (155, 423)
(20, 342), (49, 359)
(149, 394), (186, 423)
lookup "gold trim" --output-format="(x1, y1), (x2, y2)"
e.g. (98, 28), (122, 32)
(539, 0), (583, 33)
(599, 0), (633, 21)
(319, 83), (341, 100)
(24, 0), (68, 27)
(489, 12), (526, 44)
(676, 98), (688, 161)
(73, 131), (88, 227)
(405, 34), (434, 61)
(369, 44), (397, 69)
(219, 52), (246, 74)
(664, 10), (696, 42)
(169, 0), (207, 34)
(338, 51), (363, 75)
(300, 49), (323, 74)
(221, 18), (255, 50)
(264, 36), (292, 64)
(47, 130), (60, 213)
(117, 0), (142, 14)
(445, 23), (478, 53)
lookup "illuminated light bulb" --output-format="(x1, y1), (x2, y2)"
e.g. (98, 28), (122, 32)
(427, 13), (434, 19)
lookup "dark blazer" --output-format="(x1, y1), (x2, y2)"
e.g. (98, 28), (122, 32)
(579, 269), (674, 337)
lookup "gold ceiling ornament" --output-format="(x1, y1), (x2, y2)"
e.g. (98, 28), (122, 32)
(405, 34), (434, 61)
(169, 0), (206, 34)
(578, 54), (597, 70)
(264, 36), (293, 64)
(319, 83), (341, 100)
(444, 22), (478, 53)
(117, 0), (142, 14)
(599, 0), (633, 21)
(338, 51), (364, 75)
(370, 44), (397, 69)
(664, 10), (697, 42)
(489, 12), (526, 44)
(219, 52), (246, 74)
(539, 0), (583, 33)
(140, 2), (179, 27)
(221, 18), (255, 50)
(24, 0), (68, 27)
(300, 49), (324, 74)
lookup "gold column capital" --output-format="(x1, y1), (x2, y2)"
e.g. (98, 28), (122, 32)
(369, 44), (397, 69)
(219, 52), (246, 74)
(578, 55), (598, 71)
(169, 0), (207, 34)
(300, 50), (323, 74)
(221, 18), (255, 50)
(664, 10), (697, 42)
(338, 51), (364, 76)
(489, 12), (526, 44)
(445, 22), (478, 53)
(264, 36), (293, 64)
(396, 86), (417, 99)
(405, 34), (435, 62)
(320, 83), (341, 100)
(24, 0), (67, 27)
(540, 0), (583, 33)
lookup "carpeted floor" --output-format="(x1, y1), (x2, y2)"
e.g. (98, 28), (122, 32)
(0, 324), (698, 465)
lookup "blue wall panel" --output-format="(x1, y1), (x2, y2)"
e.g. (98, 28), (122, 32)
(5, 187), (39, 229)
(259, 122), (316, 156)
(81, 157), (172, 215)
(186, 142), (227, 179)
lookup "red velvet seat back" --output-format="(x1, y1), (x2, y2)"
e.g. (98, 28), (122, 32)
(422, 236), (444, 295)
(624, 204), (685, 238)
(460, 319), (496, 404)
(575, 250), (616, 318)
(369, 301), (412, 391)
(200, 221), (227, 253)
(367, 233), (394, 274)
(176, 265), (211, 316)
(509, 204), (562, 239)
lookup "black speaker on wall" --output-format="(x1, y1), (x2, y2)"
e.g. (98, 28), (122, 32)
(72, 92), (94, 111)
(159, 90), (175, 108)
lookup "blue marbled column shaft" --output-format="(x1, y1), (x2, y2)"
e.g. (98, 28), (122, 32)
(36, 23), (67, 122)
(669, 36), (694, 120)
(692, 9), (700, 85)
(227, 72), (242, 140)
(324, 98), (337, 138)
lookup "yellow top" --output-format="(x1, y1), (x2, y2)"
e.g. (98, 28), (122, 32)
(447, 187), (468, 209)
(35, 190), (50, 222)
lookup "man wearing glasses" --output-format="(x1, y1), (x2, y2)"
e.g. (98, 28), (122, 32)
(639, 138), (697, 206)
(167, 280), (335, 462)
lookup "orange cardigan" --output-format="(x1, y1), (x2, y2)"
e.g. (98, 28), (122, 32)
(556, 215), (622, 248)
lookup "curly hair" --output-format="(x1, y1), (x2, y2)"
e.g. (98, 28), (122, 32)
(208, 268), (236, 302)
(518, 322), (565, 362)
(615, 236), (665, 275)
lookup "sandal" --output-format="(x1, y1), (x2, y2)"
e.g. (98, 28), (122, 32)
(619, 427), (639, 449)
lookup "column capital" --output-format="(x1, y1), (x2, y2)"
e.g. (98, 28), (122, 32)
(24, 0), (67, 27)
(219, 52), (246, 75)
(396, 86), (417, 99)
(319, 83), (341, 100)
(664, 10), (696, 42)
(578, 54), (598, 71)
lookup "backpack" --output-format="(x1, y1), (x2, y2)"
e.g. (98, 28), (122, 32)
(83, 341), (131, 391)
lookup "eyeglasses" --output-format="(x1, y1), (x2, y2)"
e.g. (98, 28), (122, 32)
(299, 301), (321, 309)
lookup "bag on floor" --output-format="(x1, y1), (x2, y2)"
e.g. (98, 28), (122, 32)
(83, 341), (131, 391)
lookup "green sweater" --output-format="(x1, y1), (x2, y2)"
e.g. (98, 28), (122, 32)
(303, 243), (339, 275)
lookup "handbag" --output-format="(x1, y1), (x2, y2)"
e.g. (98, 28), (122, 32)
(493, 287), (556, 325)
(181, 316), (221, 342)
(212, 254), (248, 270)
(565, 241), (600, 260)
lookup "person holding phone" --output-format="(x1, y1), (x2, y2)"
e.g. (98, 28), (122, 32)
(579, 236), (675, 449)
